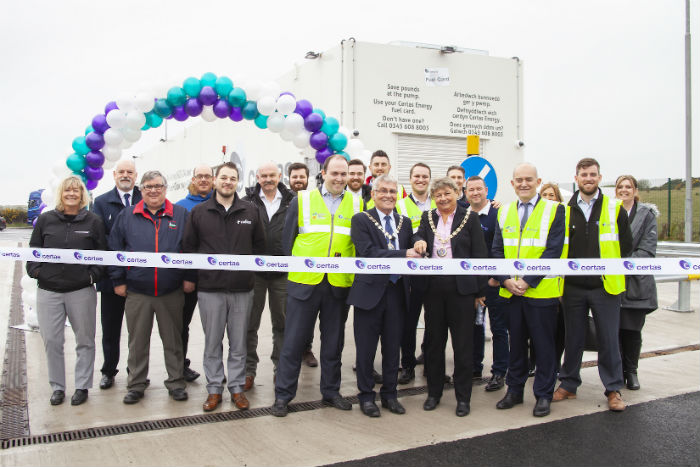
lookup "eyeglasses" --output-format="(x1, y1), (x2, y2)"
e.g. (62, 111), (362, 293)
(194, 174), (212, 180)
(375, 189), (398, 196)
(142, 184), (166, 192)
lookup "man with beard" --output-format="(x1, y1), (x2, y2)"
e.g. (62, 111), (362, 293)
(554, 157), (632, 412)
(92, 159), (142, 390)
(347, 159), (371, 204)
(242, 162), (295, 390)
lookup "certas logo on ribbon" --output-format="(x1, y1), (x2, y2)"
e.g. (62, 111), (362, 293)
(513, 261), (525, 271)
(32, 250), (41, 258)
(255, 257), (265, 267)
(460, 260), (472, 271)
(305, 259), (316, 268)
(623, 261), (635, 271)
(679, 260), (691, 270)
(407, 260), (418, 270)
(568, 260), (580, 271)
(74, 251), (83, 260)
(161, 255), (171, 264)
(117, 253), (126, 262)
(355, 260), (366, 269)
(207, 257), (217, 265)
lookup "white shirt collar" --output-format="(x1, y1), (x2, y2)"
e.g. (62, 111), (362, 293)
(259, 188), (282, 202)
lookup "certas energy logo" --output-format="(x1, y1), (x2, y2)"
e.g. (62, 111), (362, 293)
(74, 251), (104, 263)
(623, 261), (635, 271)
(255, 257), (265, 267)
(207, 257), (218, 265)
(460, 260), (472, 271)
(74, 251), (83, 260)
(513, 261), (525, 271)
(679, 260), (691, 270)
(303, 258), (339, 270)
(305, 259), (316, 268)
(32, 250), (41, 258)
(568, 260), (580, 271)
(117, 253), (126, 262)
(355, 260), (366, 269)
(32, 249), (60, 260)
(1, 251), (20, 258)
(407, 260), (418, 270)
(161, 255), (171, 264)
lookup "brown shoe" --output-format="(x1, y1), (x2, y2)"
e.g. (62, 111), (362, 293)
(303, 350), (318, 367)
(202, 393), (222, 412)
(552, 386), (577, 402)
(232, 392), (250, 410)
(244, 375), (254, 391)
(607, 391), (626, 412)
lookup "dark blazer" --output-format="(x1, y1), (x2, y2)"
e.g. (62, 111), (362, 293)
(347, 208), (412, 310)
(413, 205), (488, 297)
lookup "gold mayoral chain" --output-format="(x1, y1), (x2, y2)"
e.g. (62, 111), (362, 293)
(427, 207), (471, 257)
(363, 211), (404, 250)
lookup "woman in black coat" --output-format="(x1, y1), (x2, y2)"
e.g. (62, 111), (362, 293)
(413, 177), (488, 417)
(615, 175), (658, 390)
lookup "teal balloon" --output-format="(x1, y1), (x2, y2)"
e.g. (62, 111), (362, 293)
(146, 112), (163, 128)
(254, 114), (268, 129)
(328, 133), (348, 151)
(85, 125), (94, 135)
(141, 122), (150, 131)
(313, 108), (326, 120)
(72, 170), (87, 183)
(321, 117), (339, 135)
(337, 151), (350, 161)
(183, 77), (202, 97)
(166, 87), (187, 107)
(215, 76), (233, 97)
(201, 72), (217, 88)
(228, 88), (246, 107)
(66, 153), (87, 171)
(242, 101), (258, 120)
(72, 136), (90, 156)
(153, 99), (173, 118)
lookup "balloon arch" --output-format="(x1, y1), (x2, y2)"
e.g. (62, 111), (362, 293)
(40, 72), (368, 209)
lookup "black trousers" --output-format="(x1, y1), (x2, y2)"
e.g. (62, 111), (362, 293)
(400, 277), (427, 369)
(423, 276), (474, 403)
(100, 289), (126, 377)
(182, 288), (198, 367)
(354, 280), (405, 403)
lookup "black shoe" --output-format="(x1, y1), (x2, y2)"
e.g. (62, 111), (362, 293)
(533, 397), (551, 417)
(456, 401), (470, 417)
(271, 399), (289, 417)
(416, 353), (425, 365)
(423, 396), (440, 411)
(50, 390), (65, 406)
(496, 391), (524, 409)
(444, 374), (453, 384)
(123, 390), (144, 404)
(381, 398), (406, 414)
(472, 371), (483, 380)
(625, 372), (640, 391)
(99, 374), (114, 390)
(528, 368), (536, 378)
(71, 389), (88, 406)
(184, 367), (200, 382)
(397, 368), (415, 385)
(485, 374), (505, 392)
(360, 401), (381, 417)
(323, 396), (352, 411)
(169, 388), (188, 401)
(373, 370), (383, 385)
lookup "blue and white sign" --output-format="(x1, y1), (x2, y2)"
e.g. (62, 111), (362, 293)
(461, 156), (498, 199)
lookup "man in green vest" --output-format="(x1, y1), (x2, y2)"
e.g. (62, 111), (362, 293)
(271, 154), (363, 417)
(491, 162), (566, 417)
(554, 157), (632, 412)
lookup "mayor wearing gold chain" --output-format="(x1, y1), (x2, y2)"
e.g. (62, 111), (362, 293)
(413, 177), (489, 417)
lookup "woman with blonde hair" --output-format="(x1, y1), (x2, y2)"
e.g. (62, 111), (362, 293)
(26, 175), (106, 406)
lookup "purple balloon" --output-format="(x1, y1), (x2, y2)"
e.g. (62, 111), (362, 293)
(184, 98), (203, 117)
(213, 99), (231, 118)
(104, 101), (119, 114)
(86, 179), (99, 191)
(85, 150), (105, 168)
(172, 105), (188, 121)
(33, 217), (38, 227)
(91, 114), (109, 134)
(85, 132), (105, 151)
(198, 86), (217, 106)
(294, 99), (313, 118)
(309, 131), (328, 150)
(85, 166), (104, 181)
(229, 107), (243, 122)
(38, 202), (47, 211)
(304, 113), (324, 132)
(315, 147), (333, 163)
(279, 91), (295, 99)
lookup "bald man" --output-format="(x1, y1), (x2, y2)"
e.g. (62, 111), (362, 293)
(93, 159), (142, 390)
(242, 162), (295, 390)
(175, 164), (215, 383)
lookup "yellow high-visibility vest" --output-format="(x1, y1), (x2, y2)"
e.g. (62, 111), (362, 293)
(396, 196), (436, 233)
(597, 195), (625, 295)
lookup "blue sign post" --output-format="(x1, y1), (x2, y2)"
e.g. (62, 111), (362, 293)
(461, 156), (498, 200)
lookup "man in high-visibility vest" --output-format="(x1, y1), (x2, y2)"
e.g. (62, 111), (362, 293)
(364, 150), (408, 210)
(492, 162), (566, 417)
(554, 157), (632, 412)
(271, 155), (363, 417)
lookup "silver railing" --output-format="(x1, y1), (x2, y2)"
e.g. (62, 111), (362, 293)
(656, 241), (699, 313)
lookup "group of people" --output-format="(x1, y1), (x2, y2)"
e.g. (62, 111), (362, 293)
(27, 150), (658, 420)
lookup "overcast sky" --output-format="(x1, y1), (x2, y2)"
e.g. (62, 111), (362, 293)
(0, 0), (697, 205)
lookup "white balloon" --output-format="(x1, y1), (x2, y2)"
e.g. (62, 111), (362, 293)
(103, 128), (124, 147)
(280, 130), (295, 142)
(201, 105), (217, 122)
(40, 188), (54, 205)
(267, 113), (285, 133)
(103, 145), (122, 161)
(52, 160), (71, 178)
(125, 111), (146, 130)
(21, 290), (37, 309)
(102, 159), (115, 170)
(338, 126), (352, 139)
(261, 81), (281, 100)
(345, 138), (365, 157)
(275, 94), (297, 115)
(134, 92), (155, 113)
(283, 113), (305, 134)
(120, 139), (133, 150)
(21, 274), (36, 291)
(116, 93), (135, 112)
(122, 128), (141, 143)
(106, 109), (127, 130)
(24, 304), (39, 329)
(257, 96), (276, 116)
(245, 81), (262, 101)
(293, 131), (311, 149)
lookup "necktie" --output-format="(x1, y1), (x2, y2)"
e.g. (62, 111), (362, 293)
(520, 202), (530, 231)
(124, 193), (131, 207)
(384, 215), (400, 283)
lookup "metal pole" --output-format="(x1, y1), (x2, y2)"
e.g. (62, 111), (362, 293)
(667, 177), (672, 238)
(684, 0), (693, 243)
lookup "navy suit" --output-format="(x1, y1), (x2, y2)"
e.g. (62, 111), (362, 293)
(348, 208), (412, 403)
(491, 197), (566, 400)
(92, 186), (142, 378)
